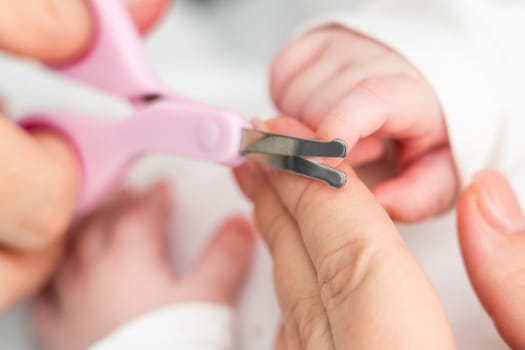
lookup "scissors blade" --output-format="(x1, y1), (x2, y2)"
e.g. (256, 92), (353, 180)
(241, 129), (346, 158)
(244, 153), (347, 189)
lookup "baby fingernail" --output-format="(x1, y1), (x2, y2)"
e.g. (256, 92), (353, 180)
(472, 170), (525, 233)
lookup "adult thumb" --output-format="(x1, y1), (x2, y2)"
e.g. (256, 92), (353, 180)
(457, 170), (525, 349)
(257, 116), (455, 349)
(0, 0), (169, 64)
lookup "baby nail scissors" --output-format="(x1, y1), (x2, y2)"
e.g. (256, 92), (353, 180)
(20, 0), (347, 214)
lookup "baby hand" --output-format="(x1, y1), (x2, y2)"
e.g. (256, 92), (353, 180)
(0, 0), (171, 312)
(33, 183), (254, 350)
(270, 26), (458, 222)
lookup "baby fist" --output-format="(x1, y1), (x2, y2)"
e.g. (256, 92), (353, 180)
(270, 26), (458, 222)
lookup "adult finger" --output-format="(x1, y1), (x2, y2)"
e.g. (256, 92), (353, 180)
(457, 170), (525, 349)
(0, 124), (79, 250)
(266, 117), (455, 349)
(254, 174), (334, 350)
(0, 241), (65, 312)
(0, 0), (170, 64)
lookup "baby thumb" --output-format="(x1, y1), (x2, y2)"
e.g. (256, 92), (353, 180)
(457, 170), (525, 349)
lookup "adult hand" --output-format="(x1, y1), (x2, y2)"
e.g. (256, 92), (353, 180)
(235, 117), (455, 349)
(0, 0), (170, 64)
(458, 170), (525, 349)
(0, 0), (169, 311)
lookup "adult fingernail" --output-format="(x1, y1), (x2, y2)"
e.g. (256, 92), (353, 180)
(472, 170), (525, 233)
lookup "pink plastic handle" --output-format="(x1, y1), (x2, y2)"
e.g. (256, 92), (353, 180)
(56, 0), (166, 101)
(21, 101), (248, 214)
(20, 0), (251, 214)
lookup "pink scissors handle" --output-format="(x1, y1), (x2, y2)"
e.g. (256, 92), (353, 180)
(20, 0), (248, 214)
(59, 0), (198, 107)
(57, 0), (166, 102)
(22, 103), (247, 214)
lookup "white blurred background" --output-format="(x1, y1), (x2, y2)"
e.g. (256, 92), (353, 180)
(0, 0), (508, 349)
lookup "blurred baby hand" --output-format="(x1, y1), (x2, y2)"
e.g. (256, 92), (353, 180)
(270, 26), (458, 222)
(33, 183), (254, 350)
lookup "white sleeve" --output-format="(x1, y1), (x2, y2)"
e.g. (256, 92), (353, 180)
(88, 303), (234, 350)
(298, 0), (525, 188)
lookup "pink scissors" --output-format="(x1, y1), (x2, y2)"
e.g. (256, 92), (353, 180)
(20, 0), (347, 214)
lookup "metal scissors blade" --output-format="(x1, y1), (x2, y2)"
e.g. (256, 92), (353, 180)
(241, 129), (348, 189)
(241, 129), (346, 158)
(245, 153), (347, 188)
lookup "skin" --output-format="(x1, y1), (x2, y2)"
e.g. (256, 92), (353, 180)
(0, 0), (170, 65)
(270, 26), (458, 223)
(235, 118), (456, 349)
(33, 183), (254, 350)
(457, 170), (525, 349)
(5, 4), (525, 349)
(29, 119), (525, 350)
(0, 0), (169, 311)
(238, 117), (525, 349)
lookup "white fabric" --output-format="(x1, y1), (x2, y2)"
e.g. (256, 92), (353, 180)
(298, 0), (525, 189)
(89, 303), (234, 350)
